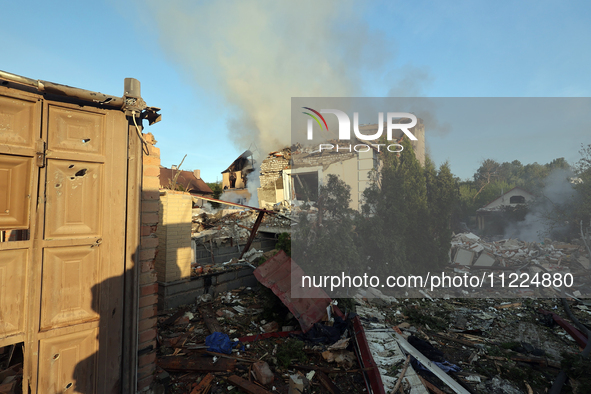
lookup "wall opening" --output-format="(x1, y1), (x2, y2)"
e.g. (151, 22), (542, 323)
(292, 172), (318, 202)
(0, 229), (29, 242)
(510, 195), (525, 204)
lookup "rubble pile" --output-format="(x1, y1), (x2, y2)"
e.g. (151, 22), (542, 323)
(451, 232), (590, 270)
(154, 242), (591, 394)
(446, 233), (591, 298)
(155, 287), (366, 394)
(192, 208), (291, 240)
(355, 288), (591, 394)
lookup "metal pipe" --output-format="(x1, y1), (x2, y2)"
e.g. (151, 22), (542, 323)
(0, 69), (39, 87)
(0, 69), (125, 107)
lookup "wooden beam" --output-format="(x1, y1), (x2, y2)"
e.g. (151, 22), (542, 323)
(316, 370), (342, 394)
(158, 356), (236, 373)
(227, 375), (272, 394)
(199, 305), (224, 334)
(190, 373), (214, 394)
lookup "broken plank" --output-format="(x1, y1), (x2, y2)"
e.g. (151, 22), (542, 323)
(509, 355), (560, 369)
(227, 375), (272, 394)
(392, 355), (411, 394)
(418, 376), (445, 394)
(204, 351), (259, 363)
(494, 302), (522, 309)
(191, 373), (214, 394)
(161, 307), (187, 327)
(399, 364), (428, 394)
(394, 332), (471, 394)
(431, 332), (479, 348)
(316, 370), (342, 394)
(199, 305), (224, 334)
(290, 364), (372, 374)
(158, 356), (235, 373)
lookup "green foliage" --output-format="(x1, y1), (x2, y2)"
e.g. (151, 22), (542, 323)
(334, 297), (356, 313)
(292, 174), (359, 275)
(358, 138), (458, 275)
(276, 339), (307, 368)
(276, 232), (291, 257)
(206, 181), (223, 208)
(259, 285), (290, 323)
(572, 144), (591, 229)
(561, 351), (591, 393)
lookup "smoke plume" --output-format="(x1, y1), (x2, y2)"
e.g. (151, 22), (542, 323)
(503, 169), (576, 241)
(143, 0), (396, 154)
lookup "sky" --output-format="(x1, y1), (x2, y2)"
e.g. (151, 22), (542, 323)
(2, 0), (591, 182)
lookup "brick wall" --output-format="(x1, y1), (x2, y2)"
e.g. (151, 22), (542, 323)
(154, 190), (193, 283)
(137, 133), (160, 392)
(259, 157), (289, 188)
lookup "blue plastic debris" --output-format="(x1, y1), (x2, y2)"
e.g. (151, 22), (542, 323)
(205, 332), (236, 354)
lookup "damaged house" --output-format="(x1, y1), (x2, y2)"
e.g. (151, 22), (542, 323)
(257, 119), (425, 210)
(159, 166), (213, 206)
(220, 150), (255, 205)
(476, 186), (535, 232)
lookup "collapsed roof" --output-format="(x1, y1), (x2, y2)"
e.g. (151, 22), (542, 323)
(159, 167), (213, 195)
(222, 150), (254, 174)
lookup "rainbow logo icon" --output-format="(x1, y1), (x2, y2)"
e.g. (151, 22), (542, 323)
(302, 107), (329, 133)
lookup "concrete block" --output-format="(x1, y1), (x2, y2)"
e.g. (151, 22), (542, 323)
(217, 271), (237, 283)
(240, 276), (259, 288)
(454, 248), (475, 266)
(474, 252), (496, 267)
(160, 278), (204, 296)
(237, 268), (255, 278)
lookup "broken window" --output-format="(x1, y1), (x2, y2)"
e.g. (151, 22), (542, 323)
(510, 195), (525, 204)
(292, 172), (318, 202)
(0, 342), (24, 392)
(229, 172), (237, 189)
(0, 229), (29, 242)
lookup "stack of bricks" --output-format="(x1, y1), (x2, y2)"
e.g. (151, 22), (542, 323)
(137, 133), (160, 392)
(154, 190), (193, 283)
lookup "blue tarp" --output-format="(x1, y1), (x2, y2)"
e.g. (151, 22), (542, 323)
(205, 332), (236, 354)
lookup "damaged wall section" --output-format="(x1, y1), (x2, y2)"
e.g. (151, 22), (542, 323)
(137, 133), (162, 392)
(155, 190), (193, 283)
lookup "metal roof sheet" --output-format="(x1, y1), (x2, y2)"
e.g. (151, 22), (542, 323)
(253, 250), (331, 333)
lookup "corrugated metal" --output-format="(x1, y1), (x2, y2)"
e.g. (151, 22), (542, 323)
(254, 252), (386, 393)
(253, 250), (331, 333)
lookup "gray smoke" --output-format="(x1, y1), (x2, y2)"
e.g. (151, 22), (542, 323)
(142, 1), (431, 153)
(503, 169), (576, 241)
(246, 160), (261, 208)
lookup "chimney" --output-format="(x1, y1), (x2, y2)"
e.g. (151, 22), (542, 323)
(171, 165), (177, 170)
(194, 169), (201, 179)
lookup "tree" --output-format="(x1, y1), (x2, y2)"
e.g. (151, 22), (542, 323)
(472, 159), (500, 203)
(572, 144), (591, 230)
(206, 181), (223, 208)
(292, 174), (359, 276)
(426, 160), (458, 266)
(358, 138), (457, 276)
